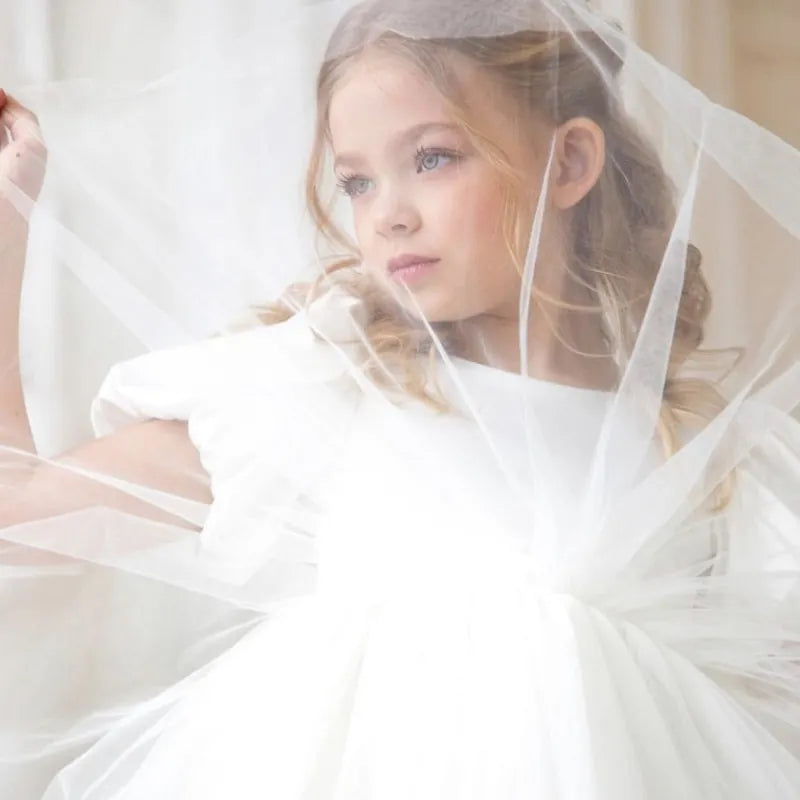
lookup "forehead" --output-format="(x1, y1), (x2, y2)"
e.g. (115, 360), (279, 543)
(327, 48), (508, 151)
(329, 51), (454, 138)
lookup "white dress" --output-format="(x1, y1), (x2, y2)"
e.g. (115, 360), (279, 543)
(28, 303), (800, 799)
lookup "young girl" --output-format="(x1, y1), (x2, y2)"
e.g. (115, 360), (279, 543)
(1, 1), (799, 797)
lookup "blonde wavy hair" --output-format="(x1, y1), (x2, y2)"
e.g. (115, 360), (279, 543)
(258, 11), (734, 503)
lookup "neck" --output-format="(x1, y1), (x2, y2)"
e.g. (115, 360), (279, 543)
(455, 301), (617, 392)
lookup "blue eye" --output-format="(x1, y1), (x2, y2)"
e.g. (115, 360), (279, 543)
(336, 175), (372, 198)
(415, 147), (459, 173)
(336, 147), (461, 199)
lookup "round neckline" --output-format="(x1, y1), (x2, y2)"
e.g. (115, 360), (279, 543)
(448, 355), (615, 401)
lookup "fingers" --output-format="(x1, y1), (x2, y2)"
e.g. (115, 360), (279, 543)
(0, 92), (42, 146)
(0, 89), (7, 148)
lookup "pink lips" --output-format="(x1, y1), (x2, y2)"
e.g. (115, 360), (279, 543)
(387, 254), (440, 283)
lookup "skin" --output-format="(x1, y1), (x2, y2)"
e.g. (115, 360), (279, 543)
(328, 48), (615, 388)
(0, 90), (211, 530)
(0, 89), (48, 451)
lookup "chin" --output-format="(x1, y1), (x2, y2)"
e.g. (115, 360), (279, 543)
(384, 290), (441, 321)
(402, 301), (478, 326)
(372, 276), (479, 324)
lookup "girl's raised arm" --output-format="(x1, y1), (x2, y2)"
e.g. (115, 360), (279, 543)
(1, 418), (211, 530)
(0, 92), (212, 530)
(0, 90), (46, 452)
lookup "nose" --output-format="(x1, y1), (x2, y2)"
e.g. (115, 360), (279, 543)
(373, 185), (421, 239)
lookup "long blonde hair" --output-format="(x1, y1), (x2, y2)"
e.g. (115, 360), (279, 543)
(259, 14), (733, 501)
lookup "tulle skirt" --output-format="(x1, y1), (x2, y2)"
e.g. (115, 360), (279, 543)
(33, 578), (800, 800)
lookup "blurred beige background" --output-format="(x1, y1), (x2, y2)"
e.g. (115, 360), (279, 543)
(599, 0), (800, 395)
(603, 0), (800, 148)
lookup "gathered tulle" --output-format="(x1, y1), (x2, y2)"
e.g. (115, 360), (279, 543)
(2, 0), (800, 796)
(2, 297), (799, 796)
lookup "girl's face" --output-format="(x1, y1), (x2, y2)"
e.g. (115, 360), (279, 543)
(328, 49), (549, 324)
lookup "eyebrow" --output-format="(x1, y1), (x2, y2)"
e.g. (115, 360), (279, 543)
(332, 121), (461, 172)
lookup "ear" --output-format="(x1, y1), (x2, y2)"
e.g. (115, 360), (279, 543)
(549, 117), (605, 210)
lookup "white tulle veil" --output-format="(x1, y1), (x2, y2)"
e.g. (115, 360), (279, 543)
(1, 0), (800, 795)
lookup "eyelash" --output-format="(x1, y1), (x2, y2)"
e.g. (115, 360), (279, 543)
(336, 146), (462, 198)
(336, 173), (369, 199)
(414, 145), (461, 173)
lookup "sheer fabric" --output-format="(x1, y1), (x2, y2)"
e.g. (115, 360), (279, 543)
(1, 1), (799, 796)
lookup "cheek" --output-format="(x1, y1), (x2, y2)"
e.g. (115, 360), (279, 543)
(447, 172), (508, 265)
(464, 190), (505, 248)
(349, 205), (379, 270)
(352, 208), (369, 248)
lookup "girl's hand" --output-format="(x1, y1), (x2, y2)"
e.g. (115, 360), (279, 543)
(0, 89), (47, 208)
